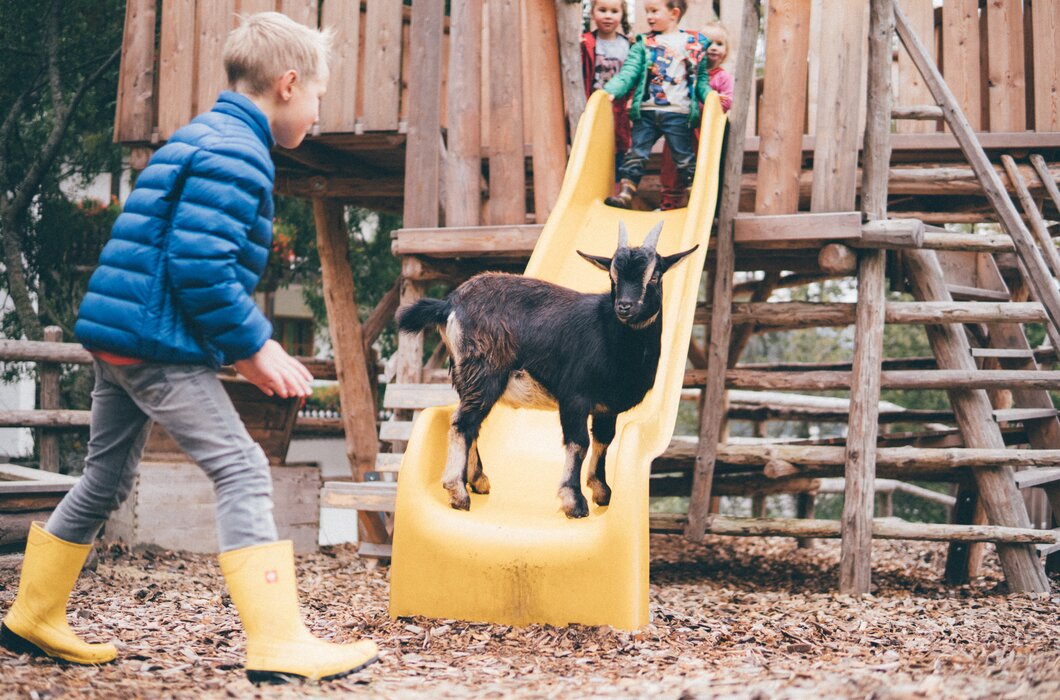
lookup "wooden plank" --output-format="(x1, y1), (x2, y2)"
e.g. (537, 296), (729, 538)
(810, 0), (867, 211)
(686, 0), (762, 542)
(946, 284), (1010, 302)
(992, 408), (1059, 423)
(895, 7), (1060, 358)
(719, 368), (1060, 392)
(157, 0), (197, 140)
(446, 0), (483, 227)
(114, 0), (157, 142)
(1031, 1), (1060, 130)
(719, 0), (757, 137)
(280, 0), (316, 26)
(319, 0), (360, 132)
(942, 0), (981, 131)
(237, 0), (278, 14)
(403, 0), (445, 229)
(383, 384), (458, 410)
(895, 0), (935, 135)
(361, 0), (404, 130)
(487, 0), (526, 225)
(375, 453), (404, 472)
(755, 0), (812, 214)
(525, 0), (566, 223)
(1013, 468), (1060, 489)
(195, 0), (236, 116)
(379, 421), (414, 442)
(733, 212), (862, 247)
(322, 481), (397, 512)
(554, 0), (586, 139)
(985, 0), (1026, 132)
(393, 224), (541, 257)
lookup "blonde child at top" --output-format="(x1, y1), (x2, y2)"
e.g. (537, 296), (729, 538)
(602, 0), (713, 209)
(581, 0), (633, 178)
(658, 20), (734, 210)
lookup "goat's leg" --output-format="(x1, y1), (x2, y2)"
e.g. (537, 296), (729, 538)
(467, 440), (490, 494)
(587, 412), (615, 506)
(445, 368), (507, 510)
(557, 403), (592, 518)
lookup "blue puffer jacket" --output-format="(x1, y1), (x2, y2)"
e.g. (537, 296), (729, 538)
(76, 92), (275, 368)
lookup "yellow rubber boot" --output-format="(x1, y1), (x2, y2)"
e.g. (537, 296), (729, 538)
(219, 540), (378, 683)
(1, 523), (117, 664)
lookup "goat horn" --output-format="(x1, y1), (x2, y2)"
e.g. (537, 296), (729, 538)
(618, 221), (629, 249)
(642, 220), (664, 251)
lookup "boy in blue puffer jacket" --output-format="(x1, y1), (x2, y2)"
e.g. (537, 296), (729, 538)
(1, 12), (377, 683)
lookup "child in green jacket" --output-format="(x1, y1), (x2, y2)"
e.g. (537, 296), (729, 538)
(603, 0), (712, 209)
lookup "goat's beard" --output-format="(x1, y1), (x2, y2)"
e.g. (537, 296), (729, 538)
(624, 311), (660, 330)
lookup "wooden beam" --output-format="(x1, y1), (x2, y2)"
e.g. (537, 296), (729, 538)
(733, 211), (862, 248)
(361, 0), (404, 130)
(1031, 1), (1060, 131)
(941, 0), (981, 131)
(891, 105), (943, 120)
(686, 0), (761, 542)
(1030, 154), (1060, 215)
(718, 368), (1060, 392)
(1001, 154), (1060, 280)
(984, 0), (1026, 132)
(656, 514), (1057, 545)
(554, 0), (587, 140)
(896, 6), (1060, 353)
(313, 199), (388, 545)
(855, 219), (924, 249)
(404, 0), (445, 229)
(156, 0), (194, 140)
(319, 0), (360, 132)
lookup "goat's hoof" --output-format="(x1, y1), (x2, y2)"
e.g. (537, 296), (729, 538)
(559, 487), (590, 518)
(445, 484), (471, 511)
(469, 473), (491, 494)
(590, 480), (612, 506)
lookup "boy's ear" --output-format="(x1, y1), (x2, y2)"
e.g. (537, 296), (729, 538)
(577, 250), (613, 271)
(277, 69), (298, 100)
(659, 245), (700, 273)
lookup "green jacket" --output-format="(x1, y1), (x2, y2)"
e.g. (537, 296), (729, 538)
(603, 30), (713, 127)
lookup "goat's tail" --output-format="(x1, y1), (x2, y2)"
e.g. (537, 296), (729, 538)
(396, 297), (451, 335)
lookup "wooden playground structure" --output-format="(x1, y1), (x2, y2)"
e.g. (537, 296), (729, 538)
(97, 0), (1060, 595)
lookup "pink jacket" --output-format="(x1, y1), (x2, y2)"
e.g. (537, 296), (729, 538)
(708, 67), (734, 113)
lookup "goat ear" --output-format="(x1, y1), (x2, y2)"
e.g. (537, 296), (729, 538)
(577, 250), (613, 271)
(659, 245), (700, 273)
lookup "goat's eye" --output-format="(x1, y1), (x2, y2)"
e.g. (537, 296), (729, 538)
(651, 272), (660, 283)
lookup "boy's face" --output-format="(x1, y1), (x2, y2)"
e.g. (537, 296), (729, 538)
(592, 0), (624, 34)
(272, 71), (328, 150)
(644, 1), (681, 32)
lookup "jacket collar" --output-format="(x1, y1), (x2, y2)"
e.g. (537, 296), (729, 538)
(212, 91), (275, 148)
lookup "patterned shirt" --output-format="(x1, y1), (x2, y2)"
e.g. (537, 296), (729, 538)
(640, 31), (692, 113)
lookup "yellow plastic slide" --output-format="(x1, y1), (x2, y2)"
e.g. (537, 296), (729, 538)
(389, 91), (727, 630)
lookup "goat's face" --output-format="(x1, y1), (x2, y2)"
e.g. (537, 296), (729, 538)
(577, 221), (698, 329)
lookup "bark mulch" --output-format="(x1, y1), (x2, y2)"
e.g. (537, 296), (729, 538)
(1, 535), (1057, 699)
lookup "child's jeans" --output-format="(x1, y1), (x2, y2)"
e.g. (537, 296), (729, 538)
(619, 110), (696, 186)
(46, 359), (278, 552)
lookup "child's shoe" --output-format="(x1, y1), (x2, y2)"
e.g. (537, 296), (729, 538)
(605, 179), (637, 209)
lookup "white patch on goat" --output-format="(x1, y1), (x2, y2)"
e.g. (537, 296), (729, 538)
(499, 370), (558, 410)
(558, 442), (584, 510)
(586, 437), (612, 505)
(443, 313), (463, 364)
(442, 424), (469, 498)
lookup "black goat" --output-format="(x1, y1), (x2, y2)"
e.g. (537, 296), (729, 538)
(396, 221), (697, 518)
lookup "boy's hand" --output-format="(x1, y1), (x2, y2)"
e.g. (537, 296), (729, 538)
(234, 339), (314, 399)
(606, 93), (615, 102)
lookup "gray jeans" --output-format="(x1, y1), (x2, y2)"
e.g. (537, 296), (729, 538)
(46, 359), (278, 551)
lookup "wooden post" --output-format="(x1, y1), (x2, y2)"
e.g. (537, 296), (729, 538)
(114, 0), (157, 142)
(405, 0), (445, 228)
(445, 0), (483, 228)
(984, 0), (1026, 132)
(554, 0), (587, 139)
(685, 0), (761, 541)
(37, 327), (62, 473)
(795, 492), (816, 548)
(903, 249), (1049, 594)
(835, 0), (891, 596)
(895, 5), (1060, 349)
(312, 199), (389, 546)
(941, 0), (981, 131)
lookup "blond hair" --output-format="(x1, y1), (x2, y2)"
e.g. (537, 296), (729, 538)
(224, 12), (332, 95)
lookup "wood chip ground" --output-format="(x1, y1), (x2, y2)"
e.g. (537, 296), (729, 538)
(1, 535), (1057, 699)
